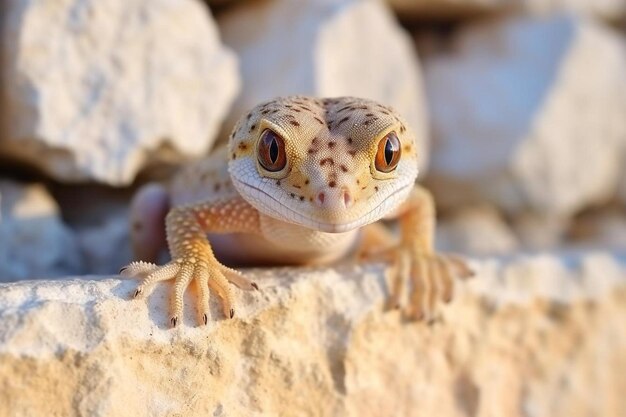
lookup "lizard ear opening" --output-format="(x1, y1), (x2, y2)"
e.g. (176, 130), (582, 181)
(375, 131), (401, 173)
(258, 129), (287, 172)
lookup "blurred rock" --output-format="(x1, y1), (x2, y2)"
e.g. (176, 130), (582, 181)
(437, 205), (519, 255)
(387, 0), (626, 22)
(0, 0), (239, 185)
(387, 0), (513, 20)
(0, 181), (82, 281)
(0, 254), (624, 415)
(524, 0), (626, 22)
(567, 206), (626, 249)
(512, 211), (569, 250)
(218, 0), (430, 167)
(75, 215), (132, 275)
(49, 184), (134, 275)
(425, 15), (626, 217)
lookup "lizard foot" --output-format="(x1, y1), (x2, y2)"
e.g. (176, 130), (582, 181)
(120, 257), (258, 327)
(363, 247), (473, 321)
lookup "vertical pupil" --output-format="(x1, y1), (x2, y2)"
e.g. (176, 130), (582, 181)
(384, 139), (393, 165)
(269, 138), (279, 163)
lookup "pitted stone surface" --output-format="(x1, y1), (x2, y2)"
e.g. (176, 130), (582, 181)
(0, 254), (624, 417)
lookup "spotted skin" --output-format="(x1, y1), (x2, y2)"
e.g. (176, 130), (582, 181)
(124, 96), (472, 326)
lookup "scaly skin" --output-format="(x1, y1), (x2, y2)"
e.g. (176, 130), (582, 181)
(123, 96), (472, 326)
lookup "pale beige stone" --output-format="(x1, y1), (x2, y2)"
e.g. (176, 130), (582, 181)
(437, 205), (519, 255)
(218, 0), (430, 167)
(0, 180), (82, 280)
(0, 0), (239, 185)
(425, 14), (626, 217)
(0, 254), (624, 416)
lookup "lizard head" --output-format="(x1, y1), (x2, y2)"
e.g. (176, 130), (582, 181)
(228, 96), (419, 233)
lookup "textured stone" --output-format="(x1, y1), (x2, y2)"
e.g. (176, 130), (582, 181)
(218, 0), (430, 167)
(0, 254), (624, 416)
(0, 0), (239, 185)
(0, 181), (82, 281)
(424, 15), (626, 217)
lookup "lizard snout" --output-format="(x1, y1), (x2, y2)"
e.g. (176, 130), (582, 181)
(314, 187), (353, 210)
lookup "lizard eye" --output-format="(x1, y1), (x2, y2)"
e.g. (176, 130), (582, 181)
(375, 132), (401, 173)
(258, 129), (287, 172)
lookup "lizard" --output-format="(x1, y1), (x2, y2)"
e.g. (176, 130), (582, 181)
(121, 96), (472, 327)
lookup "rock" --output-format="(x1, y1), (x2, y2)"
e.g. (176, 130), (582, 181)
(218, 0), (430, 167)
(424, 15), (626, 217)
(524, 0), (626, 22)
(386, 0), (511, 20)
(0, 180), (82, 281)
(511, 211), (570, 250)
(0, 254), (624, 416)
(387, 0), (626, 21)
(437, 205), (519, 255)
(0, 0), (239, 185)
(75, 210), (133, 276)
(567, 207), (626, 250)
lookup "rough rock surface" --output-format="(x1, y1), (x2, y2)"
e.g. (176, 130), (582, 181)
(0, 254), (624, 416)
(424, 14), (626, 217)
(0, 0), (239, 185)
(218, 0), (430, 167)
(0, 181), (82, 281)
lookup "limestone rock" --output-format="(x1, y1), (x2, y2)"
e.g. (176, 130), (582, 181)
(0, 0), (239, 185)
(0, 181), (82, 281)
(218, 0), (430, 167)
(424, 15), (626, 217)
(0, 254), (624, 416)
(436, 205), (519, 255)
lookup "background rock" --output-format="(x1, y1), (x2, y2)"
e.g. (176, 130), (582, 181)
(524, 0), (626, 22)
(386, 0), (513, 20)
(0, 254), (624, 416)
(424, 14), (626, 217)
(436, 205), (519, 255)
(0, 0), (239, 185)
(0, 181), (82, 281)
(217, 0), (430, 167)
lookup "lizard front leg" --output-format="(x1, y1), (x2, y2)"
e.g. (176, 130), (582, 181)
(121, 197), (260, 327)
(364, 185), (473, 320)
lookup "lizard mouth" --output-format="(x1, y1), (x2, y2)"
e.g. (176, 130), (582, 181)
(232, 177), (414, 233)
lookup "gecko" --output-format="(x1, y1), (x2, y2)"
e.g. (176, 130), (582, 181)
(121, 96), (472, 327)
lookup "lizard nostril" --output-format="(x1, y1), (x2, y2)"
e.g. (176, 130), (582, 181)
(317, 192), (325, 205)
(342, 188), (352, 208)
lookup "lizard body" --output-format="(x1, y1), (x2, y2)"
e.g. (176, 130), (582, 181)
(123, 96), (471, 326)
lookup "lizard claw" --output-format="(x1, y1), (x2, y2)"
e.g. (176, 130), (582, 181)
(170, 316), (178, 328)
(372, 246), (473, 321)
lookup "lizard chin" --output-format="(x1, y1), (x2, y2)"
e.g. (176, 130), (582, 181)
(231, 177), (414, 234)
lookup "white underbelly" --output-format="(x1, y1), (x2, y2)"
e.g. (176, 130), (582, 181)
(209, 215), (359, 266)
